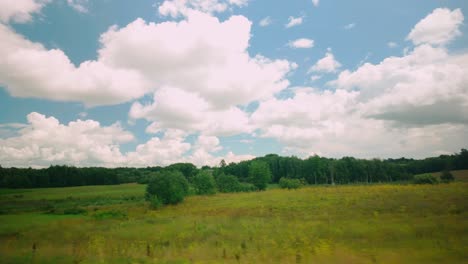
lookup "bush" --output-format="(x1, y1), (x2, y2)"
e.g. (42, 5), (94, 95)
(279, 178), (302, 189)
(238, 182), (257, 192)
(413, 174), (439, 184)
(216, 174), (241, 193)
(146, 171), (189, 205)
(440, 170), (455, 183)
(193, 171), (217, 195)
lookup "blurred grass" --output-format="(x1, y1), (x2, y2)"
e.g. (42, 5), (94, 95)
(0, 182), (467, 263)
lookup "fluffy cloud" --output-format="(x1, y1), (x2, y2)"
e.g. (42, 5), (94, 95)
(312, 0), (319, 7)
(251, 8), (468, 158)
(100, 14), (294, 109)
(0, 0), (50, 24)
(309, 50), (341, 73)
(333, 44), (468, 125)
(285, 16), (303, 28)
(129, 87), (253, 136)
(0, 11), (294, 108)
(158, 0), (248, 18)
(288, 38), (314, 49)
(407, 8), (464, 46)
(0, 112), (133, 167)
(252, 87), (468, 158)
(0, 23), (151, 106)
(0, 113), (254, 167)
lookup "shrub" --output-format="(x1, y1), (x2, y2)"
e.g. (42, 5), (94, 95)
(148, 195), (163, 209)
(440, 170), (455, 183)
(146, 171), (189, 205)
(238, 182), (257, 192)
(413, 174), (439, 184)
(279, 178), (302, 189)
(193, 171), (217, 195)
(216, 174), (241, 193)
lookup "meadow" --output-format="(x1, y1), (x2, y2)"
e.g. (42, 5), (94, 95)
(0, 179), (467, 263)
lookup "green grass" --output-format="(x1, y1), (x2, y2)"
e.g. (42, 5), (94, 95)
(0, 182), (467, 263)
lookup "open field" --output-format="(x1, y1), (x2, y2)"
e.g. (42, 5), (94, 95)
(424, 169), (468, 182)
(1, 181), (467, 263)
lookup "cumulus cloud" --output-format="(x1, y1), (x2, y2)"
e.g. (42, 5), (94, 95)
(250, 8), (468, 158)
(407, 8), (464, 46)
(288, 38), (314, 49)
(129, 87), (253, 136)
(259, 16), (272, 27)
(333, 44), (468, 125)
(158, 0), (248, 18)
(312, 0), (319, 7)
(309, 50), (341, 73)
(252, 87), (468, 158)
(0, 112), (133, 167)
(0, 23), (151, 106)
(285, 16), (303, 28)
(0, 11), (294, 108)
(0, 113), (254, 167)
(0, 0), (50, 24)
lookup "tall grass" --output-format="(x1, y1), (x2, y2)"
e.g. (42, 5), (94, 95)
(0, 182), (467, 263)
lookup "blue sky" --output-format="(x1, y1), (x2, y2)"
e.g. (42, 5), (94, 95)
(0, 0), (467, 167)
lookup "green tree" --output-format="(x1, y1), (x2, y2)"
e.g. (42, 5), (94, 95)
(193, 171), (217, 195)
(248, 161), (272, 191)
(145, 171), (189, 205)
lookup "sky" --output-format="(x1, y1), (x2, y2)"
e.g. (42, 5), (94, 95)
(0, 0), (467, 168)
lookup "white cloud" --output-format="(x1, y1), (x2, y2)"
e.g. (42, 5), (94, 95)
(285, 16), (303, 28)
(0, 113), (254, 167)
(0, 0), (50, 24)
(250, 8), (468, 158)
(309, 50), (341, 73)
(407, 8), (464, 46)
(387, 42), (398, 48)
(344, 23), (356, 30)
(259, 16), (272, 27)
(0, 23), (151, 106)
(0, 12), (294, 108)
(288, 38), (314, 49)
(67, 0), (89, 13)
(312, 0), (319, 7)
(129, 87), (253, 137)
(0, 112), (134, 167)
(158, 0), (248, 18)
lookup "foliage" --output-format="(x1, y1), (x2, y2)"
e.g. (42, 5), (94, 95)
(1, 149), (468, 189)
(192, 171), (217, 195)
(216, 174), (242, 193)
(248, 161), (272, 190)
(440, 170), (455, 183)
(145, 171), (189, 205)
(278, 177), (302, 189)
(413, 174), (439, 184)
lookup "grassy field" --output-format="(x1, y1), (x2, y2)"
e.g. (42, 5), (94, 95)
(0, 181), (467, 263)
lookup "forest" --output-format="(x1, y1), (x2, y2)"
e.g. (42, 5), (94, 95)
(1, 149), (467, 189)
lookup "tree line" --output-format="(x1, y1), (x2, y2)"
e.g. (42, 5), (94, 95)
(1, 149), (467, 189)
